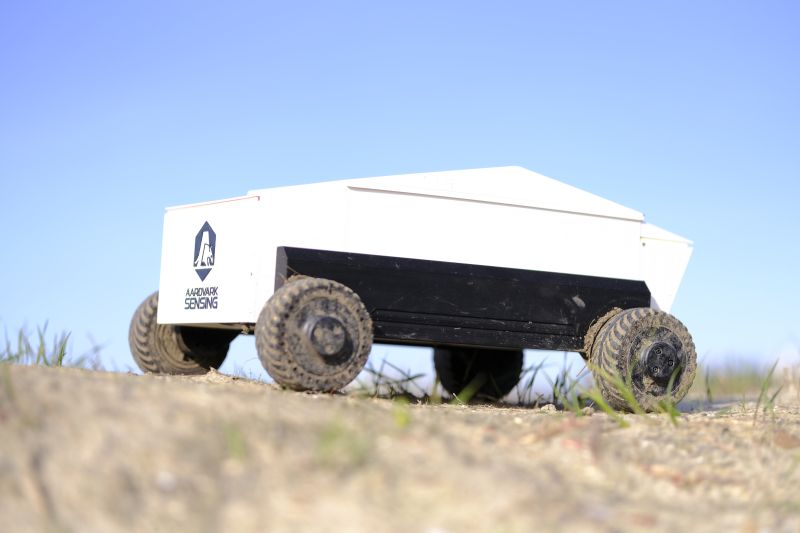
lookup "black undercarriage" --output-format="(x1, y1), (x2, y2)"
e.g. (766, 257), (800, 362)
(275, 247), (651, 352)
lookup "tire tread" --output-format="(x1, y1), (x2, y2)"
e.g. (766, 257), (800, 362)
(590, 307), (697, 412)
(255, 277), (373, 391)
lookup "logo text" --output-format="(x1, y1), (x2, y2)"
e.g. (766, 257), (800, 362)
(184, 286), (219, 310)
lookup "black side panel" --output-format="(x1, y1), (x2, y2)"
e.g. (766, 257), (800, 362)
(275, 247), (650, 351)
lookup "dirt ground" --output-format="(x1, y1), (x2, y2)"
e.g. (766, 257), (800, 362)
(1, 364), (799, 533)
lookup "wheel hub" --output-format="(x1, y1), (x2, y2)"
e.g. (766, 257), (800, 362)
(643, 341), (680, 385)
(305, 316), (348, 359)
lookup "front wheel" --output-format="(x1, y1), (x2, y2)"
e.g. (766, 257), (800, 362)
(255, 277), (373, 392)
(589, 307), (697, 412)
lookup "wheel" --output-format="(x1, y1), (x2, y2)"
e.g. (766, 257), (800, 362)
(255, 277), (373, 392)
(129, 292), (237, 374)
(434, 347), (524, 400)
(589, 307), (697, 412)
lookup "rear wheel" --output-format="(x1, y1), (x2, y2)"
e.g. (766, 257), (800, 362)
(129, 292), (237, 374)
(589, 307), (697, 412)
(255, 277), (373, 391)
(434, 347), (524, 400)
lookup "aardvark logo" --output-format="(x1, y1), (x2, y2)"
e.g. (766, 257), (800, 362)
(193, 222), (216, 281)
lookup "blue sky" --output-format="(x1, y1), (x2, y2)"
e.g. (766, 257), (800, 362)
(1, 1), (798, 379)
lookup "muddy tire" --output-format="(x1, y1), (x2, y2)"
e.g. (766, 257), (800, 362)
(129, 292), (237, 374)
(589, 307), (697, 412)
(255, 277), (373, 392)
(434, 348), (524, 400)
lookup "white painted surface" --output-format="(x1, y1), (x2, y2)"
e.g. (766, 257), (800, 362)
(157, 167), (692, 325)
(157, 195), (261, 324)
(250, 166), (645, 221)
(639, 223), (693, 311)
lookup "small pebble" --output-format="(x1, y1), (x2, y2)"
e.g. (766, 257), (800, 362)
(155, 470), (177, 493)
(541, 404), (557, 413)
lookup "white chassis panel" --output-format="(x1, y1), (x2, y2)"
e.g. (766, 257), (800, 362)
(157, 167), (692, 325)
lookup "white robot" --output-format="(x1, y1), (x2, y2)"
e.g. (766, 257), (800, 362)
(130, 166), (696, 411)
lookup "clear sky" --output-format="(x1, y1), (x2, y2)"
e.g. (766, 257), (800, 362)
(1, 1), (798, 380)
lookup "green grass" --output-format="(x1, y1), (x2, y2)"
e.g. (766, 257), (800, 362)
(5, 320), (787, 423)
(352, 359), (431, 402)
(581, 386), (629, 427)
(1, 363), (17, 406)
(353, 354), (594, 409)
(515, 360), (547, 406)
(753, 360), (782, 424)
(223, 423), (248, 461)
(546, 359), (591, 413)
(1, 325), (103, 369)
(353, 351), (793, 426)
(688, 361), (776, 401)
(315, 419), (372, 470)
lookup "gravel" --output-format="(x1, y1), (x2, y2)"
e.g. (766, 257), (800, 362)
(1, 364), (799, 532)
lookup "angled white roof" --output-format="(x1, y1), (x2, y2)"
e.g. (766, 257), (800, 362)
(251, 166), (645, 221)
(641, 222), (692, 244)
(345, 166), (644, 221)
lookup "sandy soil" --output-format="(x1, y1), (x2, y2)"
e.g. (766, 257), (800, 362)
(1, 364), (799, 532)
